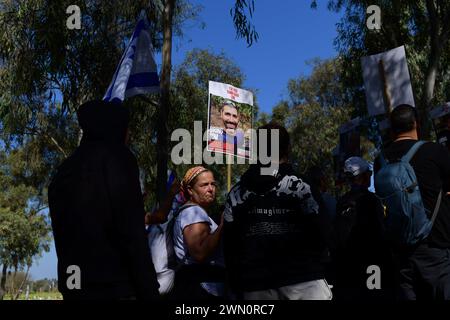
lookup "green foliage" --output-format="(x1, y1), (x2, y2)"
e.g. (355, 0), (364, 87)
(269, 58), (353, 193)
(0, 0), (200, 134)
(313, 0), (450, 137)
(255, 112), (270, 128)
(0, 150), (51, 271)
(170, 48), (254, 202)
(270, 101), (290, 125)
(0, 0), (260, 208)
(288, 58), (353, 110)
(290, 103), (350, 175)
(2, 275), (61, 300)
(164, 48), (249, 165)
(124, 49), (254, 208)
(4, 291), (63, 300)
(0, 1), (201, 273)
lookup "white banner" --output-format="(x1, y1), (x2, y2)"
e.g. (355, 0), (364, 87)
(361, 45), (415, 116)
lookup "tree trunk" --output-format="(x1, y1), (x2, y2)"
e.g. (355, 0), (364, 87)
(420, 0), (450, 139)
(420, 45), (440, 139)
(156, 0), (175, 203)
(14, 265), (30, 300)
(0, 264), (7, 300)
(10, 268), (17, 299)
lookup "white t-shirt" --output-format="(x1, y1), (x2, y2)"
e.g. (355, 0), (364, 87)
(173, 205), (224, 267)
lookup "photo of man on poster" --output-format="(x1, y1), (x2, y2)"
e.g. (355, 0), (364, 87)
(207, 81), (253, 159)
(216, 99), (245, 149)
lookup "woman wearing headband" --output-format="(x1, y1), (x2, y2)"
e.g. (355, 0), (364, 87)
(172, 166), (225, 300)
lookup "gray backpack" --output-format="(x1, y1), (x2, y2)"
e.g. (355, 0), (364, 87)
(148, 204), (193, 295)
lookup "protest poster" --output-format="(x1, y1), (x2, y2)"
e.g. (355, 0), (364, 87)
(332, 145), (344, 186)
(207, 81), (254, 159)
(361, 45), (415, 116)
(339, 117), (361, 159)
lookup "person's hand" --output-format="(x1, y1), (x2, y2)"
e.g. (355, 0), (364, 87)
(144, 212), (152, 225)
(219, 212), (224, 227)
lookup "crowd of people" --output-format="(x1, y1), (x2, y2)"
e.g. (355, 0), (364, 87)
(48, 100), (450, 301)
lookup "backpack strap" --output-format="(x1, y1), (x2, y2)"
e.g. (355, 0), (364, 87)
(398, 140), (442, 230)
(401, 141), (426, 163)
(168, 203), (197, 236)
(430, 190), (443, 226)
(167, 203), (197, 269)
(173, 203), (197, 219)
(378, 152), (388, 167)
(165, 203), (197, 242)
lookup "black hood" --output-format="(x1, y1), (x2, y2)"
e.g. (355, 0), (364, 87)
(77, 100), (129, 144)
(241, 162), (295, 194)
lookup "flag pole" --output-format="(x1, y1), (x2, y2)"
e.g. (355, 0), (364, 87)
(378, 60), (392, 114)
(378, 59), (392, 146)
(227, 154), (232, 192)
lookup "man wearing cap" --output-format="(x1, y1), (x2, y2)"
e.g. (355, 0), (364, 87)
(374, 104), (450, 300)
(332, 156), (394, 301)
(48, 100), (159, 300)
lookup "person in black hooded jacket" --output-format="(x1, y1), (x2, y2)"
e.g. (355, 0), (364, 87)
(331, 157), (395, 301)
(48, 100), (159, 300)
(223, 122), (332, 300)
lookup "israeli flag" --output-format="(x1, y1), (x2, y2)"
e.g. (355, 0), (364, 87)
(103, 14), (160, 102)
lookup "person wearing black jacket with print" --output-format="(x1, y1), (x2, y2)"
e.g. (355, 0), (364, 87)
(223, 122), (332, 300)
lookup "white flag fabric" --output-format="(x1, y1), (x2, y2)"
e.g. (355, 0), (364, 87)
(103, 16), (160, 102)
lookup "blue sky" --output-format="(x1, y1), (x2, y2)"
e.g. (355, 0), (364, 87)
(167, 0), (343, 113)
(30, 0), (342, 280)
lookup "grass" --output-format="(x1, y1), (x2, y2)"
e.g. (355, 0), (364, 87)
(3, 291), (63, 300)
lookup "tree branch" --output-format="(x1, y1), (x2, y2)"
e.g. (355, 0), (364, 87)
(138, 95), (159, 107)
(22, 126), (68, 158)
(47, 135), (67, 158)
(438, 3), (450, 44)
(426, 0), (439, 44)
